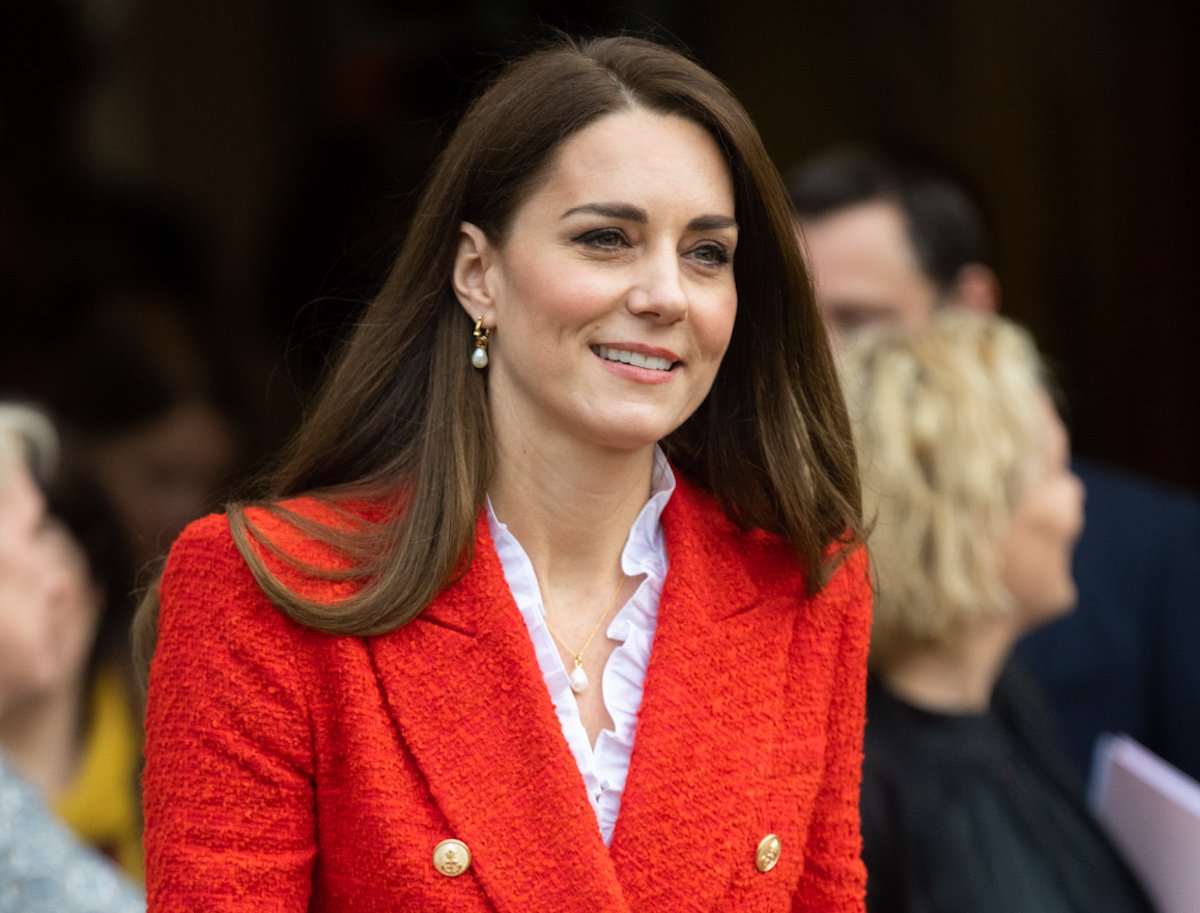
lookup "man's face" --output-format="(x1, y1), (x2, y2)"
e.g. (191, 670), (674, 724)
(798, 200), (940, 349)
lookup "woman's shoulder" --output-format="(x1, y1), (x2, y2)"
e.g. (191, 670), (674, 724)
(168, 493), (377, 574)
(165, 494), (327, 552)
(162, 509), (244, 582)
(158, 509), (278, 636)
(160, 493), (378, 630)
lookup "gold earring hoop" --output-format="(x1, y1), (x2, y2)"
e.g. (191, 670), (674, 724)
(471, 316), (490, 370)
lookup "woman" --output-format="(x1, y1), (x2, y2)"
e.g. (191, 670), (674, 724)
(838, 311), (1155, 913)
(0, 403), (144, 912)
(5, 458), (145, 883)
(1, 404), (145, 883)
(139, 35), (870, 912)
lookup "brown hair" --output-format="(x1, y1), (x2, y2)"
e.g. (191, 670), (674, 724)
(134, 34), (861, 669)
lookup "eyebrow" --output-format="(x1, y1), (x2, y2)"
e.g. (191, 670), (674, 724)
(561, 203), (737, 232)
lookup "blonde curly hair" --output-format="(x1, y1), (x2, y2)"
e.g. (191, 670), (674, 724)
(838, 311), (1048, 671)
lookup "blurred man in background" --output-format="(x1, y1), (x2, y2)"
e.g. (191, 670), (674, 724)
(789, 145), (1200, 783)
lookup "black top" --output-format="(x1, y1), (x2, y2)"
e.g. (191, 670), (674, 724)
(861, 664), (1157, 913)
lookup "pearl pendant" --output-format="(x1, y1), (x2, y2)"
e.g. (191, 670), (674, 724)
(569, 662), (589, 694)
(471, 346), (489, 369)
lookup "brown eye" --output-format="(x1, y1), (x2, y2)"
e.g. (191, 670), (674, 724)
(575, 228), (629, 249)
(690, 242), (731, 267)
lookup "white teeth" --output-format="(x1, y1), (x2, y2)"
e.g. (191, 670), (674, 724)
(594, 345), (673, 371)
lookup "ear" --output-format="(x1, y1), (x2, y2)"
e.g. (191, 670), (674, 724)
(451, 221), (499, 323)
(949, 263), (1000, 313)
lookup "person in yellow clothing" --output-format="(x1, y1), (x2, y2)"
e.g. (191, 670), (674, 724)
(54, 662), (145, 882)
(0, 401), (143, 910)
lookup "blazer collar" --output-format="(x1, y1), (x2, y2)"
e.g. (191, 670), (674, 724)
(368, 476), (799, 913)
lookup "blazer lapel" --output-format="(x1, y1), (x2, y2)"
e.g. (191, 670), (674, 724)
(609, 480), (801, 912)
(367, 515), (629, 913)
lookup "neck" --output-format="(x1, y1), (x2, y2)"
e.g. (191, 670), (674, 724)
(881, 618), (1019, 713)
(0, 671), (88, 797)
(489, 432), (656, 594)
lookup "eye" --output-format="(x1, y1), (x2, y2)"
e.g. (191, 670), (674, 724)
(689, 241), (732, 268)
(574, 228), (629, 250)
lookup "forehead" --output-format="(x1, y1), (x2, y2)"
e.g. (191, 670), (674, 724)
(519, 108), (735, 215)
(799, 198), (941, 340)
(801, 200), (922, 276)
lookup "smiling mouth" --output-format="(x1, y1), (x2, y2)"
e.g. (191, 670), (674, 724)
(592, 345), (677, 372)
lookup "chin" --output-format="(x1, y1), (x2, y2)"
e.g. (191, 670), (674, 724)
(1023, 586), (1078, 631)
(590, 426), (673, 453)
(587, 410), (691, 451)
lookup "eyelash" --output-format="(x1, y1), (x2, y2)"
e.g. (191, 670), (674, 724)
(573, 229), (733, 268)
(691, 242), (732, 267)
(576, 228), (628, 250)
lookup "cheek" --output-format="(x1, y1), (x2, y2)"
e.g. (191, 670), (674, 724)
(1017, 475), (1084, 547)
(696, 289), (738, 358)
(498, 251), (612, 326)
(0, 613), (36, 660)
(0, 585), (54, 688)
(1001, 482), (1082, 602)
(1043, 482), (1085, 547)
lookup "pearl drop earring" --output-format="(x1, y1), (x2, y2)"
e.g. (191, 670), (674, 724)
(471, 316), (490, 370)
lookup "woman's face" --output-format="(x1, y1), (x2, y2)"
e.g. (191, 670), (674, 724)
(999, 393), (1086, 626)
(0, 462), (62, 712)
(455, 107), (738, 454)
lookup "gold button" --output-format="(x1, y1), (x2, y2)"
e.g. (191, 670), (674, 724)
(755, 833), (781, 873)
(432, 838), (471, 877)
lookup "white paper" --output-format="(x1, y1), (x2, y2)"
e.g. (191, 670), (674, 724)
(1089, 733), (1200, 913)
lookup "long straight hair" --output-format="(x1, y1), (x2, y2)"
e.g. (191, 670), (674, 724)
(134, 35), (862, 667)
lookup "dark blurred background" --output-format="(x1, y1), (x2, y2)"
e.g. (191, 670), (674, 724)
(3, 0), (1196, 501)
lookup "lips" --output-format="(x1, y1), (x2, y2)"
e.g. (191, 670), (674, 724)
(591, 344), (678, 372)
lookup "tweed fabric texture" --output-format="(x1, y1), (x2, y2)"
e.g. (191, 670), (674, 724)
(143, 474), (872, 912)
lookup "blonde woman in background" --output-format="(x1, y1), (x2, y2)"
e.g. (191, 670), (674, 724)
(838, 312), (1156, 913)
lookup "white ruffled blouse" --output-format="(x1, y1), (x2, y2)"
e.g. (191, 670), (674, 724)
(486, 448), (674, 846)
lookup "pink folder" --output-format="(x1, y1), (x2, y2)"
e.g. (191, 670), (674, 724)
(1089, 733), (1200, 913)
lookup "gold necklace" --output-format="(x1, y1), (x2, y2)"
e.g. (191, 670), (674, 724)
(542, 574), (626, 694)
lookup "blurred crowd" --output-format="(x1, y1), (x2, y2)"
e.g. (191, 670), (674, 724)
(1, 1), (248, 901)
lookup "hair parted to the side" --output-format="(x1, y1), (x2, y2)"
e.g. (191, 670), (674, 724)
(133, 34), (862, 668)
(837, 310), (1047, 672)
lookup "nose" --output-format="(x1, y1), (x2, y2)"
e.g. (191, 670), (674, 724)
(626, 247), (688, 324)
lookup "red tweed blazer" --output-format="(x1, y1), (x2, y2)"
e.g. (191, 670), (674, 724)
(143, 475), (871, 912)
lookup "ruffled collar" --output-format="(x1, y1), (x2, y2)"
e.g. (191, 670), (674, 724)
(485, 446), (675, 844)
